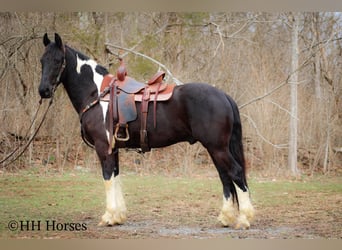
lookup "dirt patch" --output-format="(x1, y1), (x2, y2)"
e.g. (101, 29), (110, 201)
(67, 215), (325, 239)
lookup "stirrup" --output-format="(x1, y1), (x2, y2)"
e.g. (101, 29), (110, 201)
(114, 124), (130, 142)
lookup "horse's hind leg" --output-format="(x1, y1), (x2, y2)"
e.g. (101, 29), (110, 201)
(226, 152), (255, 229)
(214, 161), (237, 228)
(233, 180), (255, 229)
(209, 149), (254, 229)
(97, 147), (127, 226)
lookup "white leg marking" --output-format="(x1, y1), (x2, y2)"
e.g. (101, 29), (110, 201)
(218, 195), (238, 227)
(99, 174), (127, 226)
(234, 182), (255, 229)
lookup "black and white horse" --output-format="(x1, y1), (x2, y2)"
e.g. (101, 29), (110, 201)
(38, 33), (255, 229)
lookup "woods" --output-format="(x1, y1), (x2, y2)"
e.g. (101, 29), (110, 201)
(0, 12), (341, 176)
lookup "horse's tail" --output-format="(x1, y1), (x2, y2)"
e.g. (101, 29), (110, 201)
(226, 95), (247, 205)
(226, 94), (247, 184)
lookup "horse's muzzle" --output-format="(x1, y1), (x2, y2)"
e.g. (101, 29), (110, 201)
(38, 84), (53, 99)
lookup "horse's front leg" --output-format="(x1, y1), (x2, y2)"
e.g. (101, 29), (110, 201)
(97, 147), (127, 226)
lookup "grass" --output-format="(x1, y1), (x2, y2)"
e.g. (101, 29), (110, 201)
(251, 177), (342, 207)
(0, 168), (341, 238)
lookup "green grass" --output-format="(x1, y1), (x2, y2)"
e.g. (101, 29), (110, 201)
(250, 177), (342, 207)
(0, 171), (103, 237)
(0, 170), (341, 238)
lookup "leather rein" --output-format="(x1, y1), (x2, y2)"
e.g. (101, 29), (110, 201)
(0, 46), (67, 168)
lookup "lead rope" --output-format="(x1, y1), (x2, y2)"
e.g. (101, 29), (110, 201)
(0, 96), (54, 169)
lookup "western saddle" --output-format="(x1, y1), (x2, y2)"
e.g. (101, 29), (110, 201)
(99, 59), (175, 154)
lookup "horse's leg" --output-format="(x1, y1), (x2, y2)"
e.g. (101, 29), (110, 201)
(232, 177), (255, 229)
(209, 148), (254, 229)
(225, 152), (255, 229)
(97, 147), (127, 226)
(213, 157), (237, 228)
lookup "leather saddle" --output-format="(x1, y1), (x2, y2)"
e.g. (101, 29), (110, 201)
(99, 60), (175, 153)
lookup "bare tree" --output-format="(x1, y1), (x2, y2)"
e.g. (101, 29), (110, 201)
(288, 12), (300, 177)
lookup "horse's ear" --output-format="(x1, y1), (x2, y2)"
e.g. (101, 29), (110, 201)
(43, 33), (50, 47)
(54, 33), (63, 49)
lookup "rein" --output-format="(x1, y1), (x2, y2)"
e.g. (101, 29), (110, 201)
(79, 98), (99, 149)
(56, 45), (66, 83)
(1, 45), (66, 168)
(78, 84), (112, 149)
(0, 96), (54, 168)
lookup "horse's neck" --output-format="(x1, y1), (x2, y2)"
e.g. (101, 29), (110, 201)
(62, 48), (103, 114)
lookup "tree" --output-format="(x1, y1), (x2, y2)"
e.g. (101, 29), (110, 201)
(288, 12), (300, 177)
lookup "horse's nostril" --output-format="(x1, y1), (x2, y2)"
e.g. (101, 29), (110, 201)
(39, 86), (51, 98)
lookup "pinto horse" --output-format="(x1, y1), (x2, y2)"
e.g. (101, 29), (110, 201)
(38, 33), (254, 229)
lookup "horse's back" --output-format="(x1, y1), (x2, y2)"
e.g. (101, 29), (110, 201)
(175, 82), (234, 120)
(173, 83), (235, 147)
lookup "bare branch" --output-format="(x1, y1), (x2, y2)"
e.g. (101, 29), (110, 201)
(105, 43), (183, 85)
(210, 22), (225, 58)
(239, 80), (288, 109)
(241, 113), (288, 149)
(239, 51), (313, 110)
(265, 100), (299, 121)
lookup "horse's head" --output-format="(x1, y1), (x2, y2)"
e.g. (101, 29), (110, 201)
(38, 33), (66, 98)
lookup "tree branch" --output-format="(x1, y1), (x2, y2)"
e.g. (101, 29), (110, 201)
(239, 80), (288, 109)
(105, 43), (183, 85)
(239, 50), (313, 109)
(241, 113), (288, 149)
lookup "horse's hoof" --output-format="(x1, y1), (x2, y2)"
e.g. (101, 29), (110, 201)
(98, 219), (125, 227)
(218, 213), (236, 228)
(98, 210), (127, 226)
(98, 220), (110, 227)
(234, 215), (250, 230)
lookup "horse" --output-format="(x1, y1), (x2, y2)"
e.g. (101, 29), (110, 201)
(38, 33), (255, 229)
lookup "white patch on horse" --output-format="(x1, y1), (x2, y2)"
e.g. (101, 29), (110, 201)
(218, 183), (255, 229)
(76, 54), (109, 139)
(101, 102), (110, 142)
(99, 174), (127, 226)
(218, 195), (237, 227)
(75, 54), (103, 95)
(233, 182), (255, 229)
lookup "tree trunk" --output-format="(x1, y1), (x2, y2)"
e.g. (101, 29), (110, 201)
(288, 13), (300, 177)
(312, 13), (322, 99)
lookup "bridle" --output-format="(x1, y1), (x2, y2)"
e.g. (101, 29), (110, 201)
(55, 45), (66, 86)
(48, 44), (66, 96)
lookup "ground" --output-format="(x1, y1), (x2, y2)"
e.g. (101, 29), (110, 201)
(0, 167), (341, 239)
